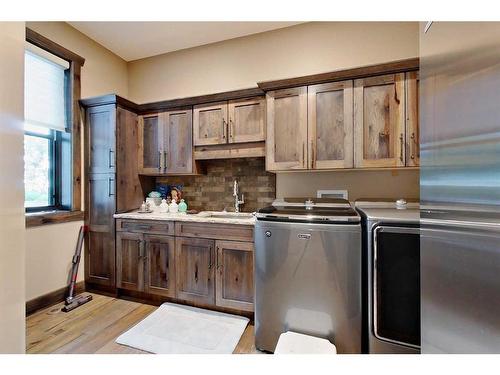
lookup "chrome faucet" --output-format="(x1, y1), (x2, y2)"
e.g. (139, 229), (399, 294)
(233, 180), (245, 213)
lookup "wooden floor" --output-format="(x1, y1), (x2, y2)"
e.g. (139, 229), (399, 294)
(26, 293), (261, 354)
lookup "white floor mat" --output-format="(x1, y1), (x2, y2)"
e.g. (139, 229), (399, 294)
(115, 302), (249, 354)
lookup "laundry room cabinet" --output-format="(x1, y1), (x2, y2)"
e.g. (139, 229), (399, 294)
(82, 97), (147, 289)
(116, 230), (176, 297)
(193, 97), (266, 146)
(265, 72), (419, 171)
(138, 108), (195, 175)
(353, 73), (406, 168)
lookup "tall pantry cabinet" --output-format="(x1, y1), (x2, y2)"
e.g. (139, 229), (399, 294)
(82, 96), (148, 289)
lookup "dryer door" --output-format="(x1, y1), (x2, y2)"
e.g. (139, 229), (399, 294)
(373, 226), (420, 349)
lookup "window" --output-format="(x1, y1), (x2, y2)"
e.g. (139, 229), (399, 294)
(24, 44), (71, 211)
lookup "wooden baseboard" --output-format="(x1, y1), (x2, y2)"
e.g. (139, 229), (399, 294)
(26, 281), (85, 316)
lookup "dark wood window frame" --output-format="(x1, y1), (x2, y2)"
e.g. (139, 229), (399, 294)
(25, 27), (86, 228)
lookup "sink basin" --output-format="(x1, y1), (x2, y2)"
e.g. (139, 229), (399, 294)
(198, 211), (254, 219)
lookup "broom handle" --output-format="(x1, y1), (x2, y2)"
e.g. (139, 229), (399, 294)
(67, 225), (87, 300)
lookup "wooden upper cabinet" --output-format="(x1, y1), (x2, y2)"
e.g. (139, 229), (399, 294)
(163, 109), (193, 174)
(116, 107), (142, 213)
(87, 104), (116, 174)
(354, 73), (405, 168)
(228, 97), (266, 143)
(193, 102), (227, 146)
(138, 113), (163, 174)
(116, 231), (143, 292)
(266, 87), (308, 171)
(144, 234), (176, 297)
(175, 237), (215, 305)
(308, 81), (354, 169)
(406, 71), (419, 166)
(215, 240), (254, 312)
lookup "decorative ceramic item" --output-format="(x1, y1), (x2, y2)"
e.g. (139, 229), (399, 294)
(170, 187), (182, 203)
(178, 199), (187, 213)
(148, 191), (161, 198)
(146, 197), (161, 211)
(159, 199), (169, 213)
(169, 199), (179, 213)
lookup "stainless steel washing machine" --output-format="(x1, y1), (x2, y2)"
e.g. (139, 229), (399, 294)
(254, 198), (362, 353)
(355, 199), (420, 354)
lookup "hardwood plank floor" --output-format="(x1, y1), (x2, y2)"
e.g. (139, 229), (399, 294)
(26, 293), (261, 354)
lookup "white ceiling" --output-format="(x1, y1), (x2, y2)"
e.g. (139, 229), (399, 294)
(68, 22), (303, 62)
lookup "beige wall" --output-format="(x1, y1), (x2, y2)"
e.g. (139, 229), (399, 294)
(276, 169), (419, 202)
(24, 22), (128, 301)
(0, 22), (26, 353)
(128, 22), (418, 103)
(26, 22), (128, 98)
(25, 222), (83, 301)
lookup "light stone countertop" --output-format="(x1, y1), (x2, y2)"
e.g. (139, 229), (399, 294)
(113, 210), (256, 226)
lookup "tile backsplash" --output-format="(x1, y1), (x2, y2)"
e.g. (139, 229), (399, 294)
(156, 158), (275, 212)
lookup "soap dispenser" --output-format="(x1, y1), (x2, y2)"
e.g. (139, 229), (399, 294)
(159, 199), (169, 213)
(169, 199), (179, 214)
(178, 199), (187, 213)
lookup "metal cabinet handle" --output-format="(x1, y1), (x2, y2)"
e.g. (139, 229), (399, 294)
(216, 247), (223, 273)
(222, 119), (226, 140)
(229, 119), (233, 139)
(410, 132), (416, 160)
(311, 140), (315, 169)
(158, 151), (162, 172)
(302, 142), (305, 167)
(163, 150), (167, 172)
(108, 178), (115, 197)
(108, 149), (115, 168)
(399, 133), (404, 163)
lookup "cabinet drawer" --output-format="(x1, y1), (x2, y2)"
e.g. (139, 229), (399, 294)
(116, 219), (174, 235)
(175, 222), (254, 242)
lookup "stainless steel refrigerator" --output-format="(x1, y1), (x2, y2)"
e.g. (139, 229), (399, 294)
(420, 22), (500, 353)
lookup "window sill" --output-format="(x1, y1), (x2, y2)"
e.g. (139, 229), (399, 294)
(25, 210), (84, 228)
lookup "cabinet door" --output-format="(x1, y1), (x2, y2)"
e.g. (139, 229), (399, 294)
(228, 97), (266, 143)
(138, 114), (163, 174)
(215, 240), (254, 312)
(116, 107), (143, 212)
(406, 71), (420, 166)
(175, 237), (215, 305)
(86, 231), (115, 287)
(354, 73), (405, 168)
(86, 173), (116, 286)
(266, 87), (308, 171)
(116, 231), (144, 292)
(87, 104), (116, 174)
(144, 234), (176, 297)
(308, 81), (354, 169)
(164, 109), (193, 174)
(193, 102), (227, 146)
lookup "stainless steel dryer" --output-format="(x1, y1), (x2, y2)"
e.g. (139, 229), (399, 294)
(254, 198), (362, 353)
(355, 199), (420, 354)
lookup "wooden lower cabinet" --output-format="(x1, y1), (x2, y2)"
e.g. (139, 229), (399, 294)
(215, 240), (254, 312)
(86, 230), (115, 286)
(175, 237), (215, 305)
(116, 232), (176, 297)
(144, 234), (176, 297)
(115, 223), (255, 313)
(116, 231), (143, 292)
